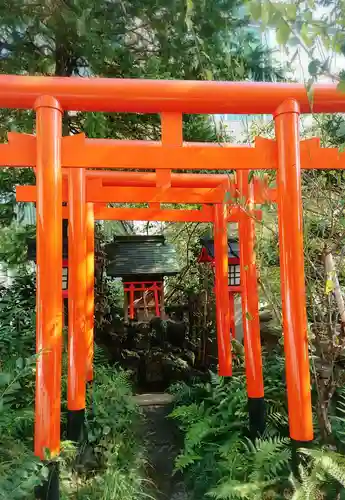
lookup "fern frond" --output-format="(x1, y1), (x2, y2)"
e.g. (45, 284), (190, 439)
(247, 436), (291, 482)
(299, 447), (345, 487)
(174, 452), (202, 471)
(207, 479), (272, 499)
(185, 418), (212, 449)
(169, 402), (204, 427)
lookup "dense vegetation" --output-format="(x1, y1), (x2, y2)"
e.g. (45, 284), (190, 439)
(0, 274), (147, 499)
(170, 350), (345, 499)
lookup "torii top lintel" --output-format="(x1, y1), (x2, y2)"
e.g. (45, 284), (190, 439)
(0, 75), (345, 114)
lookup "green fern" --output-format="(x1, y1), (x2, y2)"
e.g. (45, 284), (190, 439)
(93, 343), (111, 367)
(300, 447), (345, 487)
(207, 479), (272, 499)
(170, 371), (294, 499)
(246, 437), (291, 482)
(290, 465), (324, 500)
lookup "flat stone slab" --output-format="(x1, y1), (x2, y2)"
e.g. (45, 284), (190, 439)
(134, 393), (175, 406)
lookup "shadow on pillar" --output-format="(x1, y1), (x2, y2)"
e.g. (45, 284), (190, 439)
(67, 409), (85, 443)
(248, 397), (266, 440)
(35, 462), (59, 500)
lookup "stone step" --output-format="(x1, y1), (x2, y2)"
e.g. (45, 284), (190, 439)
(134, 392), (175, 406)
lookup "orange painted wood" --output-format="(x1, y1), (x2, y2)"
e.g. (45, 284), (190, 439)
(5, 132), (345, 171)
(34, 97), (63, 460)
(229, 293), (236, 340)
(16, 178), (273, 205)
(161, 112), (183, 145)
(67, 168), (87, 411)
(1, 74), (345, 114)
(275, 99), (313, 442)
(238, 170), (264, 400)
(61, 135), (276, 171)
(86, 203), (95, 383)
(156, 170), (171, 188)
(86, 185), (226, 204)
(93, 206), (215, 222)
(214, 203), (232, 377)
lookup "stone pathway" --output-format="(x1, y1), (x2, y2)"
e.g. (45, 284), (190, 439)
(134, 393), (188, 500)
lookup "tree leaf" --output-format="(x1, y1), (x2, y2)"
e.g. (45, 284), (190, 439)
(308, 59), (320, 76)
(103, 425), (111, 435)
(285, 4), (297, 21)
(337, 80), (345, 93)
(185, 0), (194, 30)
(203, 69), (213, 80)
(16, 357), (24, 370)
(250, 2), (262, 21)
(261, 3), (271, 26)
(276, 20), (291, 45)
(301, 23), (313, 47)
(335, 120), (345, 137)
(235, 62), (245, 78)
(0, 373), (12, 387)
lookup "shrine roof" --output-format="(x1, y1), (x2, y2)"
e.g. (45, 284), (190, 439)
(199, 237), (239, 260)
(105, 235), (180, 278)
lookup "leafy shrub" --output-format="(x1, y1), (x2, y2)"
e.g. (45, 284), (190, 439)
(61, 366), (149, 500)
(0, 272), (35, 360)
(170, 352), (345, 500)
(0, 356), (47, 499)
(170, 370), (291, 499)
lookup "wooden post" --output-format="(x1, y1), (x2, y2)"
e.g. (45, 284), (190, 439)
(86, 202), (95, 383)
(153, 283), (160, 317)
(214, 203), (232, 376)
(129, 284), (135, 320)
(275, 99), (313, 444)
(67, 168), (87, 442)
(229, 292), (236, 339)
(34, 96), (62, 499)
(238, 170), (265, 438)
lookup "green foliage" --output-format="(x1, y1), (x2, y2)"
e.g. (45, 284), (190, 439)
(0, 169), (34, 227)
(0, 225), (34, 266)
(62, 366), (148, 500)
(170, 349), (345, 499)
(0, 272), (36, 359)
(0, 261), (146, 499)
(290, 448), (345, 499)
(0, 439), (47, 500)
(207, 437), (290, 499)
(247, 0), (345, 84)
(169, 365), (291, 499)
(0, 356), (47, 499)
(86, 366), (140, 460)
(0, 351), (148, 500)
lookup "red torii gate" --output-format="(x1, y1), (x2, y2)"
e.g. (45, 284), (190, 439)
(1, 74), (345, 497)
(17, 172), (270, 381)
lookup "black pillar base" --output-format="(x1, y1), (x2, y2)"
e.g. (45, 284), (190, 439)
(67, 408), (85, 443)
(35, 462), (59, 500)
(291, 438), (313, 477)
(248, 397), (266, 440)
